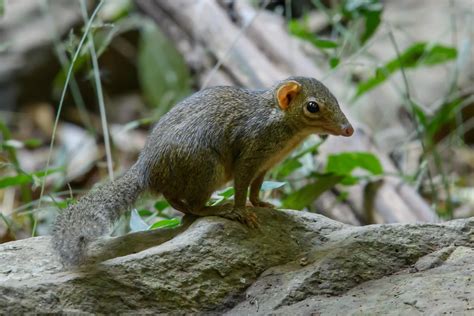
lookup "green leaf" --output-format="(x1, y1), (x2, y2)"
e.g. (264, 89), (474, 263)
(422, 45), (458, 65)
(138, 209), (154, 217)
(355, 42), (457, 98)
(274, 143), (322, 179)
(282, 174), (345, 210)
(209, 187), (235, 206)
(288, 20), (338, 49)
(342, 0), (383, 44)
(411, 102), (428, 129)
(23, 138), (43, 148)
(149, 218), (181, 230)
(361, 10), (381, 43)
(261, 181), (286, 191)
(218, 187), (235, 198)
(329, 57), (340, 69)
(53, 199), (72, 210)
(326, 152), (383, 176)
(154, 200), (170, 212)
(2, 138), (42, 149)
(275, 158), (303, 179)
(426, 98), (463, 139)
(138, 20), (191, 116)
(0, 168), (62, 189)
(0, 0), (4, 16)
(311, 38), (339, 49)
(0, 174), (32, 189)
(34, 168), (63, 177)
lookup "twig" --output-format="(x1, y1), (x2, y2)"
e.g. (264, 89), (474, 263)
(386, 24), (442, 216)
(81, 0), (114, 181)
(37, 0), (105, 226)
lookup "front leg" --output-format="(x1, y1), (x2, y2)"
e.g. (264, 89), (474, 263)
(231, 164), (260, 228)
(249, 171), (275, 208)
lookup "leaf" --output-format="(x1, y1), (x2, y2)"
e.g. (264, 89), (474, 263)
(274, 143), (322, 179)
(0, 0), (4, 16)
(426, 98), (463, 139)
(154, 200), (170, 212)
(275, 158), (303, 179)
(2, 140), (24, 149)
(355, 43), (457, 98)
(2, 139), (42, 149)
(361, 9), (381, 43)
(261, 181), (286, 191)
(138, 20), (192, 116)
(0, 174), (31, 189)
(149, 218), (181, 230)
(411, 102), (429, 129)
(52, 199), (71, 210)
(138, 209), (154, 217)
(288, 20), (338, 49)
(329, 57), (340, 69)
(100, 0), (132, 21)
(0, 168), (62, 189)
(218, 187), (235, 198)
(209, 187), (234, 206)
(343, 0), (383, 44)
(23, 138), (42, 148)
(282, 174), (345, 210)
(129, 209), (149, 232)
(326, 152), (383, 176)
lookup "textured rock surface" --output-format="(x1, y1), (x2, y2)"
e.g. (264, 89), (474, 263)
(0, 209), (473, 314)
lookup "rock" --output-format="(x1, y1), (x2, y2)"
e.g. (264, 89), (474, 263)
(0, 209), (472, 314)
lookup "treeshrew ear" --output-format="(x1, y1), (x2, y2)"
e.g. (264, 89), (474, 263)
(277, 80), (302, 110)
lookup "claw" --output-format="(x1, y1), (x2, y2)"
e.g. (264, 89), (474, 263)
(243, 210), (260, 229)
(224, 208), (260, 229)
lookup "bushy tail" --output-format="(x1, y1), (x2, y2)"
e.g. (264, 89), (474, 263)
(52, 164), (144, 265)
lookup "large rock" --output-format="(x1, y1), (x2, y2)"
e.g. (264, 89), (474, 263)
(0, 209), (472, 314)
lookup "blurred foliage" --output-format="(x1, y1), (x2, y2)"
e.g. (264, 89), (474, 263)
(341, 0), (382, 44)
(285, 0), (471, 219)
(281, 150), (383, 210)
(137, 20), (191, 116)
(0, 0), (472, 240)
(288, 0), (383, 68)
(355, 43), (458, 98)
(289, 20), (338, 49)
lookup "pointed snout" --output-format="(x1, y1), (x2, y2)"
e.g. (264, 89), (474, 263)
(341, 123), (354, 137)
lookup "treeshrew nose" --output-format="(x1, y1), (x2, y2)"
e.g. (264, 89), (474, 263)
(342, 124), (354, 137)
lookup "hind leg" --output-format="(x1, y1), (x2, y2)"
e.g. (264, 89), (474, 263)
(188, 202), (259, 229)
(186, 188), (259, 228)
(164, 155), (259, 227)
(168, 194), (258, 228)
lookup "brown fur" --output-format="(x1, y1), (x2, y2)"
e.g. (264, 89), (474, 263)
(52, 76), (353, 265)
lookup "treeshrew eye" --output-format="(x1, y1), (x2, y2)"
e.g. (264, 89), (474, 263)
(306, 101), (320, 113)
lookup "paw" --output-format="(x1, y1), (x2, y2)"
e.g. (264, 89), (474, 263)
(226, 208), (260, 229)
